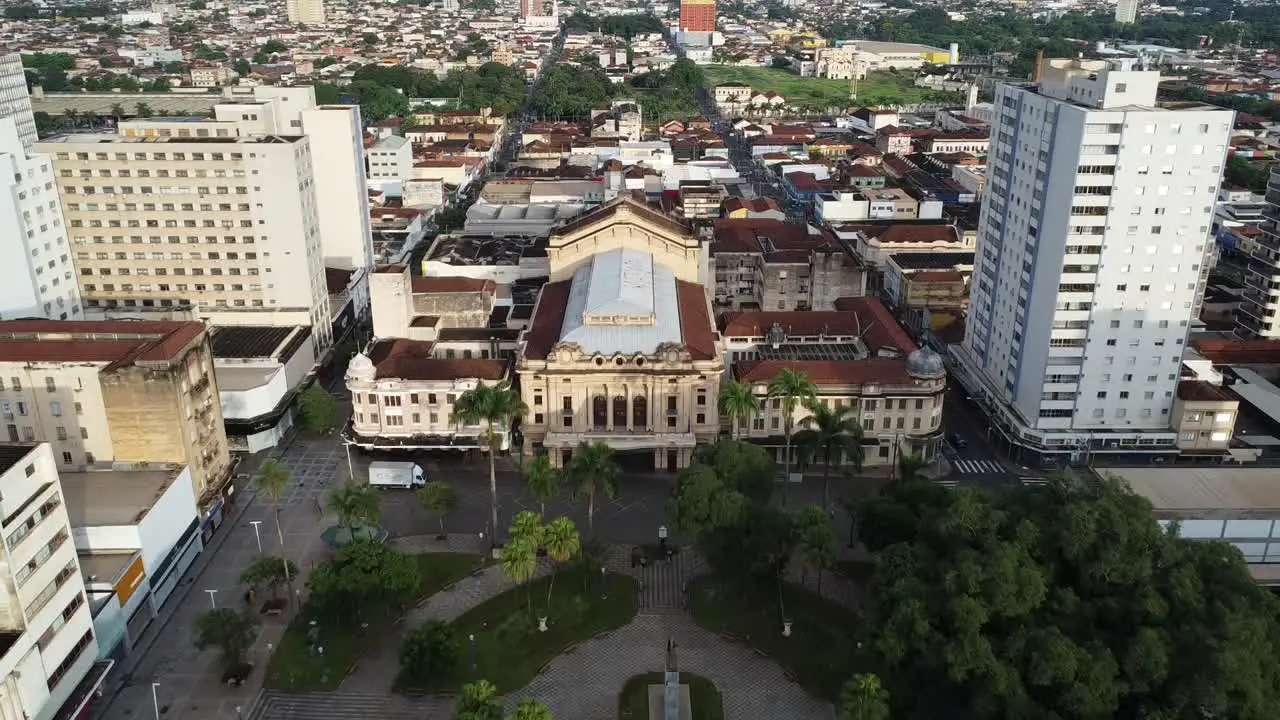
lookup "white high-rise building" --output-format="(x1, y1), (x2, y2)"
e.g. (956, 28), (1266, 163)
(0, 53), (82, 321)
(35, 134), (334, 354)
(286, 0), (325, 25)
(951, 57), (1234, 465)
(1239, 166), (1280, 339)
(0, 444), (105, 720)
(0, 54), (37, 149)
(1115, 0), (1138, 24)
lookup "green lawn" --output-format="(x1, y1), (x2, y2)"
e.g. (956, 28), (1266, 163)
(399, 570), (639, 693)
(702, 65), (952, 109)
(688, 575), (860, 702)
(618, 672), (724, 720)
(264, 552), (485, 691)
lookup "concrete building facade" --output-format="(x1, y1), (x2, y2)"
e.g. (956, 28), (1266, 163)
(0, 320), (232, 507)
(0, 54), (82, 322)
(37, 134), (334, 354)
(952, 58), (1233, 465)
(0, 444), (105, 720)
(518, 199), (723, 471)
(286, 0), (325, 25)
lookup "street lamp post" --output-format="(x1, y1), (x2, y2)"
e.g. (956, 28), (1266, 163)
(205, 589), (218, 609)
(151, 683), (160, 720)
(248, 521), (263, 553)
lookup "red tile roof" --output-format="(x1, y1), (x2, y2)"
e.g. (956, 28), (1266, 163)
(1191, 338), (1280, 365)
(1177, 380), (1235, 402)
(712, 219), (819, 253)
(368, 339), (508, 381)
(733, 359), (913, 386)
(553, 196), (690, 239)
(522, 280), (572, 360)
(0, 320), (206, 369)
(720, 311), (870, 337)
(410, 276), (496, 294)
(837, 223), (959, 245)
(676, 281), (717, 361)
(829, 297), (918, 353)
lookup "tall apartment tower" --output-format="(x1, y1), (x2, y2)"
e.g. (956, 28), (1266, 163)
(1239, 165), (1280, 339)
(0, 54), (38, 148)
(1115, 0), (1138, 24)
(286, 0), (325, 25)
(0, 444), (103, 720)
(679, 0), (716, 33)
(952, 57), (1233, 465)
(35, 134), (334, 354)
(0, 53), (82, 321)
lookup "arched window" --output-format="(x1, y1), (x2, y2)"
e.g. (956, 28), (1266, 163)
(632, 396), (648, 430)
(613, 396), (627, 429)
(592, 395), (607, 429)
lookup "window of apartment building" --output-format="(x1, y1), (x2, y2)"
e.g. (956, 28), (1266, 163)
(55, 427), (66, 441)
(446, 394), (456, 405)
(370, 414), (379, 424)
(10, 378), (20, 391)
(16, 402), (27, 416)
(50, 401), (61, 417)
(384, 396), (402, 407)
(386, 416), (403, 426)
(61, 451), (72, 464)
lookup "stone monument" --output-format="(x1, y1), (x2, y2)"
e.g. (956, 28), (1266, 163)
(648, 638), (693, 720)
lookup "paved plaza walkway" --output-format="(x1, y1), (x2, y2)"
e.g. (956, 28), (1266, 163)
(246, 537), (843, 720)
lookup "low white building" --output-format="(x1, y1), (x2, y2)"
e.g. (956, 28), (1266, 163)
(0, 444), (107, 720)
(367, 135), (413, 182)
(64, 466), (201, 665)
(345, 343), (512, 452)
(210, 326), (317, 453)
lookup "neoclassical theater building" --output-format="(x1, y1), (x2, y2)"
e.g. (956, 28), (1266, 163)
(518, 197), (724, 471)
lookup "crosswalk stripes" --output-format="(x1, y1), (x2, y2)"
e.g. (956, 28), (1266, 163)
(1019, 477), (1050, 487)
(934, 479), (958, 490)
(249, 691), (441, 720)
(952, 459), (1005, 474)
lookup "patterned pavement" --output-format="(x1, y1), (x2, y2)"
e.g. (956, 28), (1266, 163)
(520, 614), (836, 720)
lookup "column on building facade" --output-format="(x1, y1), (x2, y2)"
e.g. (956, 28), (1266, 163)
(625, 385), (632, 431)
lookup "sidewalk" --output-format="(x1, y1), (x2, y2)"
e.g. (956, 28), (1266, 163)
(94, 433), (343, 720)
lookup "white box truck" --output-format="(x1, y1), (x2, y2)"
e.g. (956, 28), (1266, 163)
(367, 461), (426, 489)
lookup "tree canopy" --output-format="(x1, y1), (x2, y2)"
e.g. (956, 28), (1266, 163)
(307, 539), (420, 620)
(859, 475), (1280, 719)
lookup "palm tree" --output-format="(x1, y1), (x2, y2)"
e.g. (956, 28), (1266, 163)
(417, 481), (459, 536)
(768, 368), (817, 502)
(109, 102), (125, 123)
(255, 459), (290, 549)
(506, 698), (554, 720)
(452, 381), (528, 543)
(839, 673), (890, 720)
(522, 454), (561, 517)
(797, 400), (864, 508)
(897, 452), (928, 483)
(255, 459), (294, 602)
(719, 379), (760, 440)
(509, 510), (544, 546)
(326, 482), (381, 535)
(501, 534), (539, 614)
(566, 441), (619, 537)
(542, 517), (580, 611)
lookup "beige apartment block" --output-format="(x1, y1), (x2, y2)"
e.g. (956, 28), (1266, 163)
(1172, 381), (1239, 452)
(519, 198), (724, 471)
(0, 320), (231, 507)
(722, 301), (946, 467)
(35, 134), (333, 355)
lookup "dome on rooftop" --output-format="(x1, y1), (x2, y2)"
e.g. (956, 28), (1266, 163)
(346, 352), (375, 380)
(906, 348), (946, 379)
